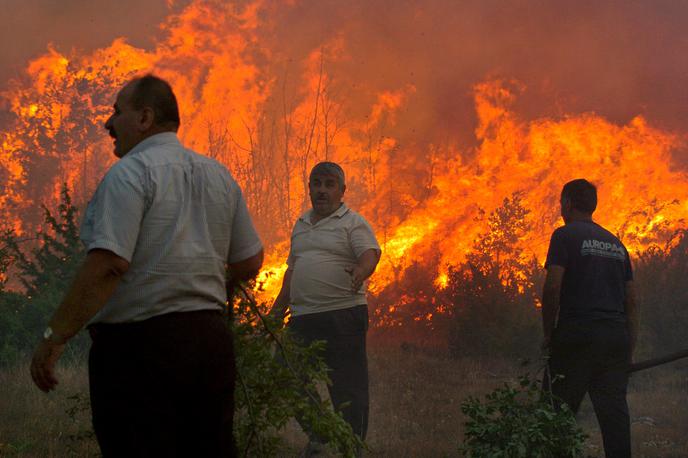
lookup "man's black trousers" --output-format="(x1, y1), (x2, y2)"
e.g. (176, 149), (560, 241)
(88, 310), (237, 457)
(289, 304), (369, 440)
(546, 320), (631, 458)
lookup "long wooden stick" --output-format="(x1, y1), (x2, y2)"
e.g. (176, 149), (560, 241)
(628, 349), (688, 373)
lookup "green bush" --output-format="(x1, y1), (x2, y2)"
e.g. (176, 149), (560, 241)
(2, 185), (361, 455)
(460, 373), (586, 458)
(446, 193), (542, 358)
(232, 285), (362, 457)
(0, 184), (88, 366)
(633, 229), (688, 358)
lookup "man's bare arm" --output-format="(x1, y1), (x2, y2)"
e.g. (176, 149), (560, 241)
(226, 249), (264, 297)
(624, 281), (638, 361)
(541, 265), (565, 351)
(31, 249), (130, 392)
(228, 249), (264, 282)
(345, 248), (381, 292)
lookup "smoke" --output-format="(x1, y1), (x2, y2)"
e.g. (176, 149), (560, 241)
(0, 0), (187, 85)
(3, 0), (688, 330)
(252, 0), (688, 140)
(3, 0), (688, 137)
(2, 0), (688, 228)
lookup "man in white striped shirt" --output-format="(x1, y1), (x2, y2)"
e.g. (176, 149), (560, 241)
(30, 75), (262, 457)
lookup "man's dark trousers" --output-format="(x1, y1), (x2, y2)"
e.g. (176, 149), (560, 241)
(546, 320), (631, 458)
(289, 304), (369, 440)
(88, 310), (237, 457)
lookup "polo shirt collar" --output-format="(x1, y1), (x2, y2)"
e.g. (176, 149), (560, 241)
(300, 202), (350, 225)
(127, 132), (181, 157)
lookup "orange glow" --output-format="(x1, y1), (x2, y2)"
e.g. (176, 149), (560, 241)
(1, 2), (687, 327)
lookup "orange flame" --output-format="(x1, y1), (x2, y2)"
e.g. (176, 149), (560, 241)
(1, 1), (687, 325)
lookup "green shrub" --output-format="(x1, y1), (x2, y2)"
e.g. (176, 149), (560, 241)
(460, 373), (586, 458)
(446, 193), (542, 358)
(232, 285), (363, 457)
(0, 184), (89, 367)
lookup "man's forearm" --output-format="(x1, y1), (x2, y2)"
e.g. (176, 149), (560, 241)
(541, 300), (558, 343)
(541, 285), (560, 344)
(356, 249), (381, 279)
(48, 251), (126, 343)
(624, 283), (639, 355)
(540, 266), (564, 346)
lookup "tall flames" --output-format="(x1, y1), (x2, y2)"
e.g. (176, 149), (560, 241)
(1, 1), (687, 325)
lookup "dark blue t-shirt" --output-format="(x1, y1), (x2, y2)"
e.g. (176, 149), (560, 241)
(545, 220), (633, 324)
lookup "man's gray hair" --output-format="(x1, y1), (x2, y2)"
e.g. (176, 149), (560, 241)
(309, 162), (346, 189)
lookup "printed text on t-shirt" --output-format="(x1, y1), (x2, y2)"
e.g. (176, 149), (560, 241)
(580, 239), (626, 261)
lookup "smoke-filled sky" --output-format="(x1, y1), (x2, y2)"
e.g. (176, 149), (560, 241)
(2, 0), (688, 140)
(0, 0), (186, 83)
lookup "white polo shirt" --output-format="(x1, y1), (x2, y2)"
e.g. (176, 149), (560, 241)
(81, 132), (262, 324)
(287, 204), (380, 317)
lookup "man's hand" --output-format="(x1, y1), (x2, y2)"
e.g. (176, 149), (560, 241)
(268, 303), (288, 324)
(345, 265), (366, 292)
(30, 338), (66, 392)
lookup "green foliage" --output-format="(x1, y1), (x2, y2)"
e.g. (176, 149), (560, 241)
(0, 184), (87, 366)
(7, 184), (84, 297)
(460, 373), (587, 458)
(446, 192), (542, 358)
(58, 283), (364, 457)
(0, 291), (29, 366)
(232, 286), (363, 457)
(634, 229), (688, 357)
(64, 391), (95, 453)
(2, 185), (361, 456)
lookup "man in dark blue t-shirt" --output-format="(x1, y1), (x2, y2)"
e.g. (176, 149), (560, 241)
(542, 179), (638, 458)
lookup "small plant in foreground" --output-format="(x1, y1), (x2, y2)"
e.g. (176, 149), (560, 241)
(459, 373), (587, 458)
(232, 284), (362, 457)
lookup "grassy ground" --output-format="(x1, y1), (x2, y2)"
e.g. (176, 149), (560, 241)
(1, 346), (686, 457)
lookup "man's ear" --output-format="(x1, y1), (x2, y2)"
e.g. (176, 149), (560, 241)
(139, 107), (155, 131)
(561, 196), (572, 212)
(341, 184), (347, 195)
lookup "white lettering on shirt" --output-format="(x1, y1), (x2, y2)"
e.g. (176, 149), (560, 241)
(581, 239), (626, 261)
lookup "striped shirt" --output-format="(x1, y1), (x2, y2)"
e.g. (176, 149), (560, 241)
(81, 132), (262, 324)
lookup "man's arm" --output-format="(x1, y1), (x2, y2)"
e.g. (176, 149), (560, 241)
(345, 248), (381, 292)
(228, 249), (264, 283)
(269, 268), (293, 320)
(30, 249), (130, 392)
(624, 281), (638, 361)
(541, 264), (565, 352)
(226, 249), (264, 294)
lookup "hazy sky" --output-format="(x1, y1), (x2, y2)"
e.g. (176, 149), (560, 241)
(0, 0), (182, 85)
(2, 0), (688, 135)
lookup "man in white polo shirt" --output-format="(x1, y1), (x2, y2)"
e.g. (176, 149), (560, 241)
(30, 74), (263, 457)
(272, 162), (381, 455)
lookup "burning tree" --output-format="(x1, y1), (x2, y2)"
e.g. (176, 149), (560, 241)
(2, 0), (688, 362)
(445, 192), (541, 358)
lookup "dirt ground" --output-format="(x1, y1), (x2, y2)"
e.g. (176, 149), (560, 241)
(1, 346), (686, 457)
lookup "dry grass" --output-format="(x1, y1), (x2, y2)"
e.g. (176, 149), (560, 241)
(1, 348), (686, 457)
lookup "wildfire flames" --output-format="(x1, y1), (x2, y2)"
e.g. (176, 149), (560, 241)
(2, 1), (687, 325)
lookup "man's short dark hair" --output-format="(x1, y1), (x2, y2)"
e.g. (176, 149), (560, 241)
(309, 162), (346, 189)
(130, 74), (180, 131)
(561, 179), (597, 214)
